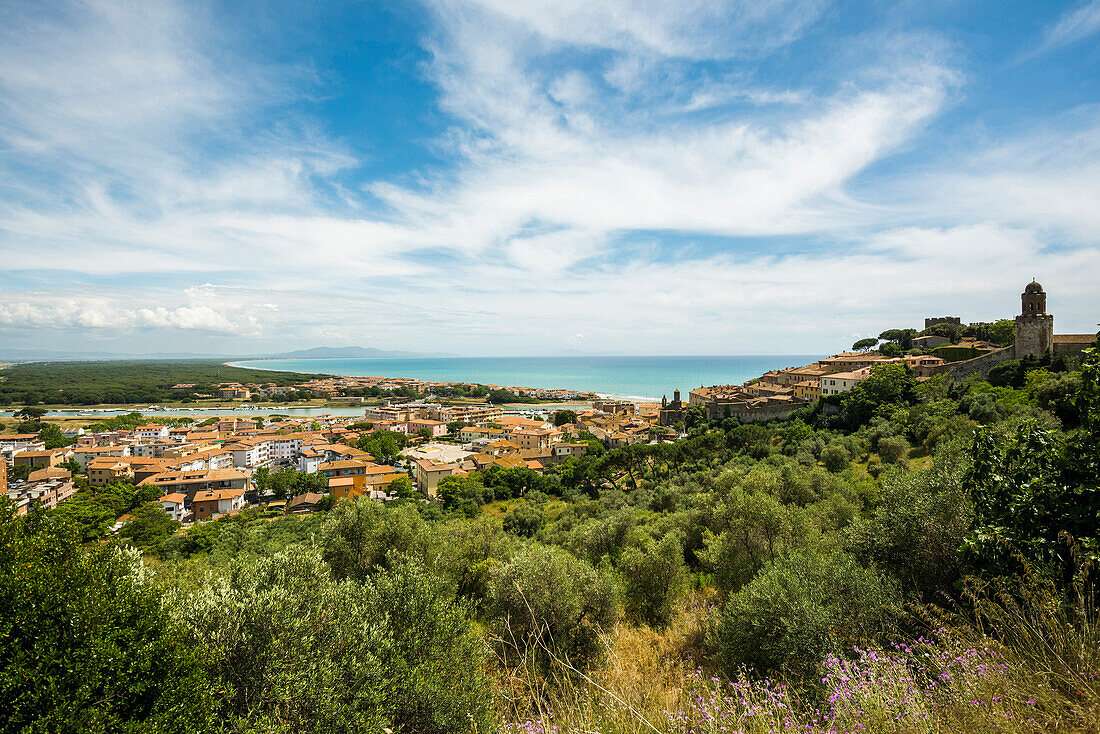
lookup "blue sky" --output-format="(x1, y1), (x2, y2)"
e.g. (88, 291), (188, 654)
(1, 0), (1098, 356)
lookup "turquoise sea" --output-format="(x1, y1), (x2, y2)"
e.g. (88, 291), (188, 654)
(229, 355), (824, 401)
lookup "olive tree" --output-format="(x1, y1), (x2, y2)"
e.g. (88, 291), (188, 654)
(488, 544), (619, 672)
(174, 549), (494, 734)
(619, 530), (689, 628)
(1, 508), (215, 733)
(709, 549), (898, 681)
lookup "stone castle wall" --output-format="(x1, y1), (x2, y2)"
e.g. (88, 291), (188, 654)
(704, 400), (800, 423)
(1054, 340), (1095, 358)
(923, 346), (1016, 382)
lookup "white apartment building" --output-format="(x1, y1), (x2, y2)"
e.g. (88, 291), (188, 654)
(0, 435), (46, 464)
(158, 493), (190, 522)
(228, 434), (309, 469)
(133, 424), (170, 440)
(819, 371), (867, 396)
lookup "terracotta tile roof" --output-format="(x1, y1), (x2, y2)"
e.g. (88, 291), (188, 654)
(28, 467), (71, 482)
(319, 459), (380, 471)
(289, 492), (324, 508)
(143, 468), (248, 485)
(193, 488), (245, 501)
(15, 449), (65, 459)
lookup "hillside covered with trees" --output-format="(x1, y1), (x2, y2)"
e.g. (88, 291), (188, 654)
(0, 360), (327, 406)
(2, 340), (1099, 733)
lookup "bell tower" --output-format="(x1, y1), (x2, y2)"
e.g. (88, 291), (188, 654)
(1014, 281), (1054, 358)
(1021, 280), (1046, 314)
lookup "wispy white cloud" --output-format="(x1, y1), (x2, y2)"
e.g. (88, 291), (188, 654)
(1029, 0), (1100, 57)
(913, 107), (1100, 242)
(450, 0), (830, 60)
(381, 3), (957, 253)
(1, 0), (1098, 355)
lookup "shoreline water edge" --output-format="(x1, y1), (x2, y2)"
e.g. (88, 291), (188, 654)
(227, 354), (824, 402)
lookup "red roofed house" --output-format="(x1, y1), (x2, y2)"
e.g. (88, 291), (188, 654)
(158, 493), (189, 522)
(191, 488), (246, 521)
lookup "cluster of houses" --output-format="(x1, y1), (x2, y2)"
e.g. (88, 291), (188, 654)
(410, 398), (668, 496)
(168, 382), (302, 400)
(660, 352), (948, 425)
(0, 414), (404, 522)
(0, 395), (674, 523)
(650, 353), (931, 427)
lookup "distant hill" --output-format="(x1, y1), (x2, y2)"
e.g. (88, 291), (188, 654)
(265, 346), (458, 359)
(0, 345), (458, 362)
(0, 349), (232, 361)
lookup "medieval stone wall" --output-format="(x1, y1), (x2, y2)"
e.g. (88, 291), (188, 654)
(925, 346), (1016, 381)
(705, 400), (801, 423)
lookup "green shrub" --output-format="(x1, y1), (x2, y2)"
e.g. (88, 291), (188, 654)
(1035, 371), (1082, 427)
(866, 456), (884, 478)
(174, 549), (387, 732)
(488, 544), (619, 672)
(820, 444), (850, 473)
(847, 450), (972, 599)
(119, 502), (180, 552)
(960, 392), (1003, 424)
(877, 435), (910, 465)
(708, 549), (898, 681)
(174, 549), (494, 734)
(564, 509), (638, 565)
(699, 488), (816, 593)
(321, 498), (430, 580)
(433, 516), (517, 604)
(619, 530), (689, 628)
(366, 561), (497, 733)
(0, 508), (214, 733)
(503, 501), (545, 537)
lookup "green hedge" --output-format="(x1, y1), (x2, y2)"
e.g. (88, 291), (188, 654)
(932, 346), (982, 363)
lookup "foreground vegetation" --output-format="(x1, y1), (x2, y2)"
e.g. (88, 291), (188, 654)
(2, 342), (1098, 733)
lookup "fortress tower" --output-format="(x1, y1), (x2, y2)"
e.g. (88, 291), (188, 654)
(1014, 281), (1054, 358)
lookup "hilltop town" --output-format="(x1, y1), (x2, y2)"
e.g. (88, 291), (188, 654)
(664, 281), (1094, 426)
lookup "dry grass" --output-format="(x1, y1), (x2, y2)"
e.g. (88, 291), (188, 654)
(493, 575), (1100, 734)
(492, 590), (716, 734)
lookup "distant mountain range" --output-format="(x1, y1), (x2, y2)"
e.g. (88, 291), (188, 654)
(0, 346), (458, 362)
(263, 346), (458, 359)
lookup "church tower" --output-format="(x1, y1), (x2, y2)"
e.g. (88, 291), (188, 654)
(1014, 281), (1054, 358)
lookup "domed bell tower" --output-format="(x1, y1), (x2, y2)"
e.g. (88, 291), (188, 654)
(1021, 281), (1046, 314)
(1014, 281), (1053, 358)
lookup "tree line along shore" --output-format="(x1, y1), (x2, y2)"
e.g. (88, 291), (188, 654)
(0, 359), (597, 409)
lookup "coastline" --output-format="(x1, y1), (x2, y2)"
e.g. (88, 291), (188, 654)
(227, 354), (824, 402)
